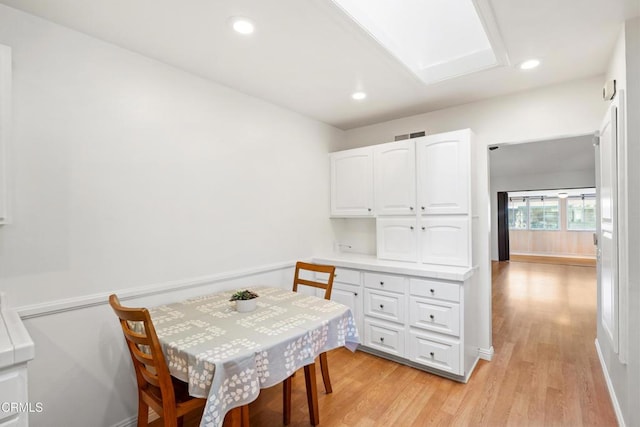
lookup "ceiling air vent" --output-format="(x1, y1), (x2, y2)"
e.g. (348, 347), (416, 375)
(394, 131), (425, 141)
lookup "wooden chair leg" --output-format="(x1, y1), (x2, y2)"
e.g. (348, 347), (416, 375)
(303, 363), (319, 426)
(283, 376), (292, 425)
(222, 406), (243, 427)
(137, 398), (149, 427)
(319, 352), (332, 394)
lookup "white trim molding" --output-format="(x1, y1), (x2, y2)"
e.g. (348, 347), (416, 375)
(595, 338), (625, 427)
(478, 346), (494, 361)
(0, 44), (11, 225)
(17, 260), (297, 319)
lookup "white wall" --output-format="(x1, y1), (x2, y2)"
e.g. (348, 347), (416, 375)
(340, 76), (606, 357)
(0, 4), (344, 307)
(0, 5), (343, 426)
(596, 18), (640, 427)
(489, 168), (596, 260)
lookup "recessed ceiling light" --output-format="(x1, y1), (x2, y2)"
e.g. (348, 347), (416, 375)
(351, 91), (367, 100)
(519, 59), (540, 70)
(230, 17), (255, 35)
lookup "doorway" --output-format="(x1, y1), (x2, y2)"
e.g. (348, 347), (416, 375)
(489, 135), (596, 265)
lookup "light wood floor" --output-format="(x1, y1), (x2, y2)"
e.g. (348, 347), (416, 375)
(174, 260), (617, 426)
(510, 254), (597, 267)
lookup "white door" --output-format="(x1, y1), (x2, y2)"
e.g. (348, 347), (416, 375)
(376, 218), (418, 262)
(416, 130), (470, 215)
(330, 147), (374, 216)
(597, 94), (620, 355)
(374, 140), (416, 215)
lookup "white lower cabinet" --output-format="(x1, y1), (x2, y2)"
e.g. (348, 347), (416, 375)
(316, 259), (479, 383)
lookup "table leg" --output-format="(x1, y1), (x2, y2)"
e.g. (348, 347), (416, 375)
(283, 376), (292, 425)
(303, 363), (319, 426)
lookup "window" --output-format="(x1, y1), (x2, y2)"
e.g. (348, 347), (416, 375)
(567, 196), (596, 230)
(508, 199), (528, 229)
(529, 197), (560, 230)
(509, 196), (560, 230)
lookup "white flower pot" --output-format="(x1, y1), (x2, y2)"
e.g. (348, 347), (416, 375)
(235, 298), (257, 313)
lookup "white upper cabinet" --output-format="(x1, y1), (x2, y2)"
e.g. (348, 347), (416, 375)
(419, 216), (470, 267)
(416, 130), (471, 215)
(330, 147), (374, 217)
(374, 140), (416, 216)
(376, 217), (418, 262)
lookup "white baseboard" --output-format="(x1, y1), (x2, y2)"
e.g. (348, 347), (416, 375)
(595, 338), (625, 427)
(17, 260), (296, 319)
(111, 415), (137, 427)
(478, 346), (494, 361)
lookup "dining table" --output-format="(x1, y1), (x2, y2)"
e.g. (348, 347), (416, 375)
(146, 286), (360, 427)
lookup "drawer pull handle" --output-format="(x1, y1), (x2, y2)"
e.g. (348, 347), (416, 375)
(430, 289), (435, 294)
(354, 292), (358, 296)
(421, 226), (426, 231)
(379, 304), (384, 309)
(430, 352), (435, 357)
(410, 226), (414, 230)
(429, 314), (435, 320)
(421, 206), (425, 210)
(380, 281), (384, 286)
(380, 337), (384, 342)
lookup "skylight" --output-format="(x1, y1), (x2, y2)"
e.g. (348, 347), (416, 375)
(331, 0), (507, 85)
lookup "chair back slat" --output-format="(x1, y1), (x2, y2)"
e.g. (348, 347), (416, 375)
(293, 261), (335, 300)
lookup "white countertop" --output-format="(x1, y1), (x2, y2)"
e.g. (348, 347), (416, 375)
(313, 253), (476, 281)
(0, 293), (34, 369)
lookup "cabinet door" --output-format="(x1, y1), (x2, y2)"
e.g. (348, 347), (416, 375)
(330, 148), (374, 217)
(374, 140), (416, 215)
(376, 218), (418, 262)
(419, 217), (470, 267)
(332, 282), (363, 336)
(416, 130), (470, 215)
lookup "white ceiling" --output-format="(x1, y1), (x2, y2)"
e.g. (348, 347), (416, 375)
(489, 135), (596, 178)
(0, 0), (637, 129)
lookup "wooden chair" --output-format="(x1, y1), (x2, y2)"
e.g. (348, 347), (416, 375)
(109, 294), (249, 427)
(283, 262), (336, 425)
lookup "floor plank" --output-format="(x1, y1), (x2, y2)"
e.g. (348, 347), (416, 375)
(173, 260), (616, 426)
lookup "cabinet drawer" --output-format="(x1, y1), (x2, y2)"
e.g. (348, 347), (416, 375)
(410, 278), (460, 302)
(364, 272), (405, 294)
(409, 297), (460, 336)
(364, 319), (404, 356)
(408, 330), (461, 375)
(364, 289), (404, 323)
(334, 268), (360, 285)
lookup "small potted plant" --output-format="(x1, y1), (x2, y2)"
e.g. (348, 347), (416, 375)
(229, 289), (259, 312)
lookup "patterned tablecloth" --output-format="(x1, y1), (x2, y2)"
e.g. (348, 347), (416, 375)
(148, 286), (360, 427)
